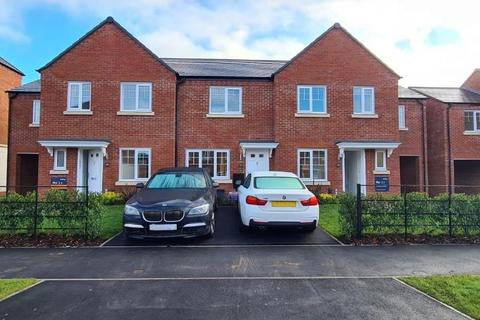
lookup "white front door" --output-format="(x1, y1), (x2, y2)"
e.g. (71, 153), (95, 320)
(87, 149), (103, 193)
(245, 149), (269, 175)
(343, 150), (366, 194)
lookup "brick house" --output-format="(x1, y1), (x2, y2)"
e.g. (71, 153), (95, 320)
(411, 70), (480, 194)
(0, 57), (23, 189)
(8, 17), (408, 194)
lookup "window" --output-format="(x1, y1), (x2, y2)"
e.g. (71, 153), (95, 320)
(375, 150), (387, 171)
(121, 83), (152, 112)
(119, 148), (151, 181)
(68, 82), (91, 111)
(398, 105), (406, 129)
(54, 148), (67, 171)
(209, 87), (242, 114)
(353, 87), (375, 114)
(242, 174), (251, 188)
(186, 149), (230, 179)
(32, 100), (40, 125)
(297, 149), (327, 181)
(254, 177), (305, 189)
(297, 86), (327, 113)
(464, 111), (480, 132)
(146, 172), (207, 189)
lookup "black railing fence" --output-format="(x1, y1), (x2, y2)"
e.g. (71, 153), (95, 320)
(355, 184), (480, 239)
(0, 185), (91, 238)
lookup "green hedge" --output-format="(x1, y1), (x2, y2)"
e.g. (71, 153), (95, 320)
(338, 192), (480, 238)
(0, 189), (105, 238)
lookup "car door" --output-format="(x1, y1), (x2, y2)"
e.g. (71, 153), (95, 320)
(237, 174), (251, 215)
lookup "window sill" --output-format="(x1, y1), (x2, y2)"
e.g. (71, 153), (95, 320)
(64, 110), (93, 115)
(29, 123), (40, 128)
(213, 179), (232, 184)
(351, 114), (378, 118)
(206, 114), (244, 118)
(50, 170), (69, 175)
(302, 180), (331, 186)
(115, 181), (147, 186)
(464, 131), (480, 135)
(295, 113), (330, 118)
(399, 128), (408, 131)
(117, 111), (155, 116)
(373, 170), (390, 175)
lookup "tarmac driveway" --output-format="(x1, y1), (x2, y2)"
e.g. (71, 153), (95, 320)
(103, 206), (339, 246)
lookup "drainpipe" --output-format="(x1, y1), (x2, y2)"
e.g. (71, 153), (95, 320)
(420, 99), (428, 192)
(446, 104), (453, 192)
(6, 92), (16, 190)
(174, 77), (186, 166)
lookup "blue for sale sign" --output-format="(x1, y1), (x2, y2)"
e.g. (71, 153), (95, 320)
(51, 177), (67, 186)
(375, 176), (389, 192)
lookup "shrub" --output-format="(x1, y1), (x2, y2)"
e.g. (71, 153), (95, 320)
(337, 193), (356, 238)
(318, 193), (337, 204)
(100, 191), (125, 205)
(0, 192), (37, 235)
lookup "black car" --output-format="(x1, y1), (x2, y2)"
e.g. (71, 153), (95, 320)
(123, 167), (218, 239)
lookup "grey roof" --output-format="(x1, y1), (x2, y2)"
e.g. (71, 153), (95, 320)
(410, 87), (480, 104)
(162, 58), (287, 78)
(8, 79), (41, 93)
(0, 57), (24, 76)
(398, 86), (426, 99)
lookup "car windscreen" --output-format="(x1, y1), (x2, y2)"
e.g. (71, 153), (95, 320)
(146, 172), (207, 189)
(254, 177), (305, 189)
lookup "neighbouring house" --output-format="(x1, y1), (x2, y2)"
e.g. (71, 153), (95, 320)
(0, 57), (23, 190)
(8, 16), (409, 194)
(411, 69), (480, 194)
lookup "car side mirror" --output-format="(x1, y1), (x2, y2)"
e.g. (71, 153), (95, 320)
(136, 182), (145, 189)
(212, 181), (220, 188)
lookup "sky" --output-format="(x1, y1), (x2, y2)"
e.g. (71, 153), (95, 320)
(0, 0), (479, 87)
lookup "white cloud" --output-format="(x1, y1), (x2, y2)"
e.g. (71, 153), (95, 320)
(2, 0), (480, 86)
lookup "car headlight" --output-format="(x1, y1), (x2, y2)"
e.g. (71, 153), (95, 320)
(124, 205), (140, 216)
(188, 203), (210, 216)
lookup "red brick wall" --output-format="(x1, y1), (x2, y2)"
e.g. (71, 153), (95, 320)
(398, 98), (425, 188)
(7, 93), (41, 185)
(37, 21), (177, 190)
(272, 27), (401, 192)
(461, 69), (480, 92)
(0, 64), (22, 145)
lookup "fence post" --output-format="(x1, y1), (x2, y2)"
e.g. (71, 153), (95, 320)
(448, 184), (452, 237)
(84, 185), (89, 239)
(403, 186), (408, 241)
(356, 183), (362, 238)
(33, 185), (39, 240)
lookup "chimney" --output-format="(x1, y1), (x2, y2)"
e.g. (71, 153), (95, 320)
(462, 69), (480, 92)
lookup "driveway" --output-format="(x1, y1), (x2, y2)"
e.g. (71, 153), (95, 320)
(103, 206), (339, 246)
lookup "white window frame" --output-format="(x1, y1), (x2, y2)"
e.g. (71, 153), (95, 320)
(464, 111), (480, 132)
(185, 149), (230, 179)
(375, 150), (387, 171)
(53, 148), (67, 171)
(398, 105), (406, 129)
(67, 81), (91, 111)
(297, 149), (328, 182)
(120, 82), (153, 112)
(353, 86), (375, 114)
(118, 148), (152, 181)
(297, 85), (327, 114)
(208, 87), (242, 114)
(32, 100), (40, 125)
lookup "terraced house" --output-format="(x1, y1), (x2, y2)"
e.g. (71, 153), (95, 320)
(8, 16), (424, 194)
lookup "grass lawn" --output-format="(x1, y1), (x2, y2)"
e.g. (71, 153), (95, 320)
(0, 279), (38, 301)
(401, 275), (480, 319)
(319, 204), (342, 238)
(99, 205), (124, 239)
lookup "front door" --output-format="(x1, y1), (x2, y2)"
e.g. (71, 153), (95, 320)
(87, 150), (103, 193)
(245, 149), (269, 175)
(343, 150), (366, 194)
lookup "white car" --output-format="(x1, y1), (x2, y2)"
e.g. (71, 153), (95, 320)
(237, 171), (318, 231)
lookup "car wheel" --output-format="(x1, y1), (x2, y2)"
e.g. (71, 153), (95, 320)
(207, 212), (215, 238)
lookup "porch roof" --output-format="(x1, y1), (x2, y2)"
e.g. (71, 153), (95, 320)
(239, 140), (279, 157)
(38, 139), (110, 156)
(336, 140), (401, 158)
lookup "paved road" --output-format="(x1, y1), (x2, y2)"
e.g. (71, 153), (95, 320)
(104, 206), (338, 246)
(0, 278), (467, 320)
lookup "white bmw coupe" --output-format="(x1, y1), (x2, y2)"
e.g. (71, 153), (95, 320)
(237, 171), (319, 232)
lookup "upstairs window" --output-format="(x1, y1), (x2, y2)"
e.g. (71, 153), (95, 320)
(68, 82), (91, 111)
(464, 111), (480, 132)
(121, 83), (152, 112)
(353, 87), (375, 114)
(297, 149), (327, 181)
(186, 149), (230, 179)
(297, 86), (327, 113)
(209, 87), (242, 114)
(54, 148), (67, 171)
(32, 100), (40, 126)
(398, 105), (406, 129)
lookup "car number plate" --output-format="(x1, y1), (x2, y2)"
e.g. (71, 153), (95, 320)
(149, 224), (177, 231)
(271, 201), (296, 207)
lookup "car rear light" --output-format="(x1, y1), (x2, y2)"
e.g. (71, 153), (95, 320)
(246, 195), (268, 206)
(301, 196), (318, 206)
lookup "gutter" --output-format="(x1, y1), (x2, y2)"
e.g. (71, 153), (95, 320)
(174, 77), (186, 166)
